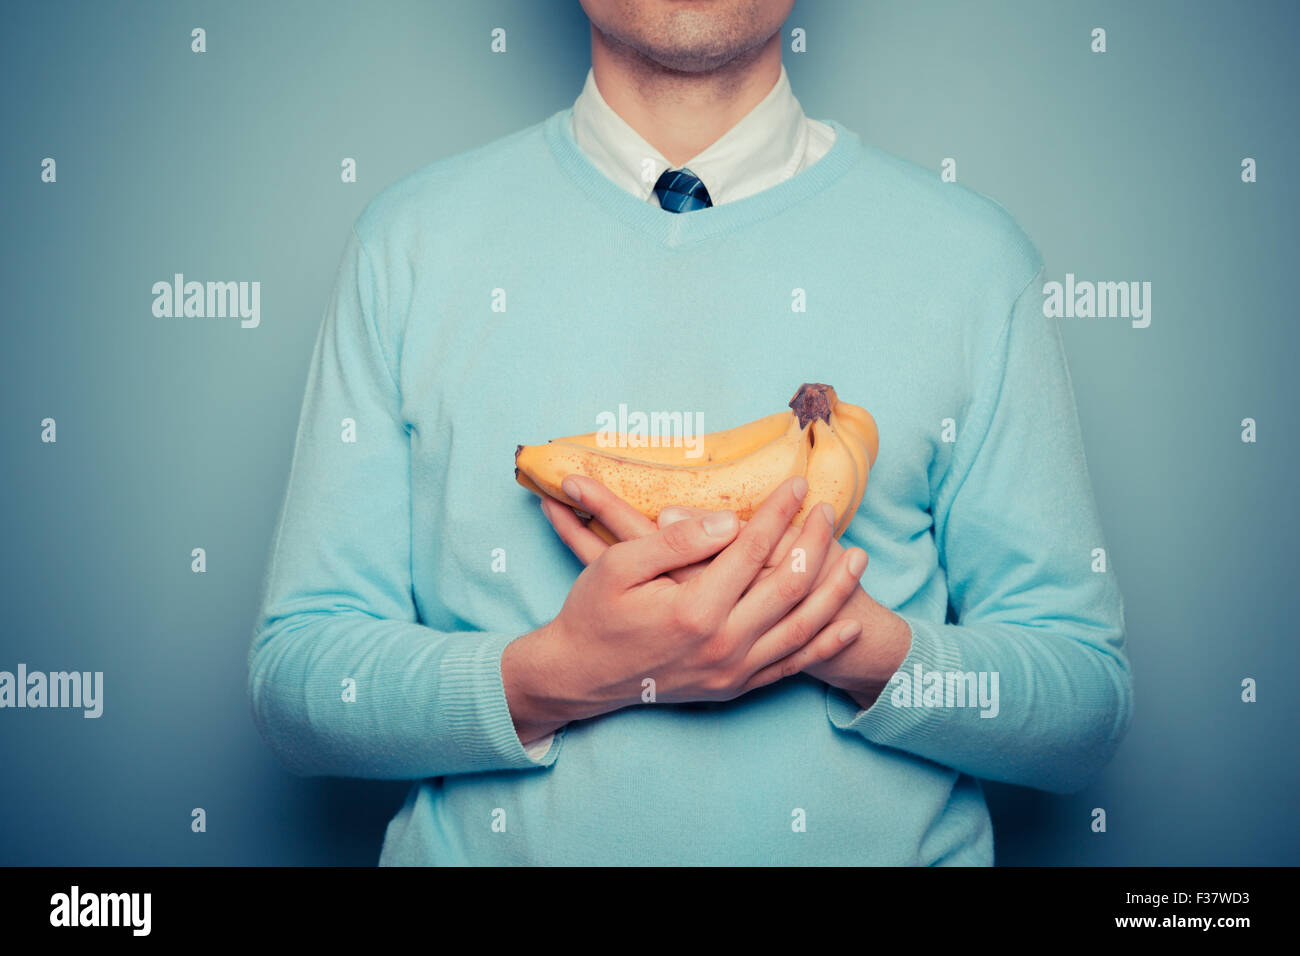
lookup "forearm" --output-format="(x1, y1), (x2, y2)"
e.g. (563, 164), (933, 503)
(500, 618), (637, 746)
(806, 589), (912, 709)
(500, 621), (585, 746)
(249, 614), (558, 779)
(827, 609), (1132, 793)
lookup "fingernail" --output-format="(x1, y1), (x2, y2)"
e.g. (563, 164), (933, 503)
(538, 496), (555, 519)
(819, 502), (836, 526)
(703, 511), (737, 537)
(839, 621), (862, 643)
(792, 475), (809, 501)
(848, 549), (868, 577)
(560, 476), (582, 504)
(659, 506), (691, 527)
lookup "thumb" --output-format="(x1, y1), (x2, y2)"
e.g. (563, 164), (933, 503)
(608, 510), (740, 586)
(662, 506), (777, 565)
(658, 506), (710, 528)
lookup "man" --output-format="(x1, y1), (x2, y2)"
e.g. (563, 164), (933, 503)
(249, 0), (1132, 865)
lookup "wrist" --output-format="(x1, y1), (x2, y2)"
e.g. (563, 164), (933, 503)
(833, 601), (913, 710)
(502, 622), (575, 745)
(502, 618), (595, 744)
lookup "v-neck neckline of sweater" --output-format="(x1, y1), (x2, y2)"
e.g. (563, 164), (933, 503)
(542, 107), (864, 249)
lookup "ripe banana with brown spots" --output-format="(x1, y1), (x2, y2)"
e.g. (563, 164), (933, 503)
(515, 383), (878, 540)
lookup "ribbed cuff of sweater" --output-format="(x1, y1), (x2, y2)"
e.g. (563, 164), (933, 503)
(825, 612), (964, 748)
(435, 631), (563, 771)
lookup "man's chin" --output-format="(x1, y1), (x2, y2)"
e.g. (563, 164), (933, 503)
(622, 32), (774, 75)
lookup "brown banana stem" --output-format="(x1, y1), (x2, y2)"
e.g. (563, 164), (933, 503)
(789, 382), (839, 429)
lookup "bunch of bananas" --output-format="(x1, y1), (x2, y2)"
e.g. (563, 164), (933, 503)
(515, 383), (878, 541)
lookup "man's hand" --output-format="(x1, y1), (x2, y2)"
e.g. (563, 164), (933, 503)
(551, 491), (913, 712)
(502, 476), (868, 745)
(758, 526), (911, 710)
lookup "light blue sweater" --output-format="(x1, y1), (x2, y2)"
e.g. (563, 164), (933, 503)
(248, 108), (1133, 865)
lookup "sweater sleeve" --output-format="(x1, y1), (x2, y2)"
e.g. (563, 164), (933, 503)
(247, 224), (562, 779)
(825, 268), (1133, 794)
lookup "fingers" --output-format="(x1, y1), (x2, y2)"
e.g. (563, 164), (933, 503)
(739, 618), (863, 694)
(765, 522), (803, 571)
(562, 475), (658, 543)
(540, 495), (608, 565)
(740, 546), (869, 677)
(658, 506), (707, 527)
(683, 475), (809, 613)
(726, 501), (837, 639)
(604, 508), (741, 587)
(658, 507), (717, 584)
(588, 518), (620, 546)
(660, 508), (794, 583)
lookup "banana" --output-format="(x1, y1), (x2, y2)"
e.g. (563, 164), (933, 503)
(830, 400), (879, 469)
(554, 410), (792, 466)
(515, 469), (547, 500)
(516, 415), (809, 523)
(515, 468), (620, 543)
(785, 384), (873, 535)
(514, 383), (879, 541)
(785, 384), (871, 535)
(833, 406), (870, 534)
(791, 416), (859, 535)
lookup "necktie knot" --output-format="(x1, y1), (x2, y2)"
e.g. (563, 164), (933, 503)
(653, 167), (713, 212)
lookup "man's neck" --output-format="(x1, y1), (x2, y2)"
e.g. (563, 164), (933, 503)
(589, 27), (783, 168)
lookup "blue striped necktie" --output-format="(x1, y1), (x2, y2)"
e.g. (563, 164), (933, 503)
(653, 167), (713, 212)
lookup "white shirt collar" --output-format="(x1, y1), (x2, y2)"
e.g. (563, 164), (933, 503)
(570, 63), (816, 206)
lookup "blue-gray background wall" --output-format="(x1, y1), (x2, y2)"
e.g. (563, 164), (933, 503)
(2, 0), (1295, 865)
